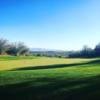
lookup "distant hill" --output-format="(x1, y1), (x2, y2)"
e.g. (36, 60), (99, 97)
(30, 48), (66, 52)
(30, 48), (48, 52)
(30, 48), (72, 57)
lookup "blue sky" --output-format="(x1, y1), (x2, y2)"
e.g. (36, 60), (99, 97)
(0, 0), (100, 50)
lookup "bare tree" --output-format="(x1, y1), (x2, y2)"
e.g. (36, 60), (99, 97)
(17, 42), (29, 56)
(7, 42), (29, 56)
(0, 38), (9, 55)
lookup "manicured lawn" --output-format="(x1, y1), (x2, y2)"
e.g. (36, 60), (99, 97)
(0, 56), (100, 100)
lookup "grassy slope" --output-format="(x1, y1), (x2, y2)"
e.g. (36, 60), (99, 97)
(0, 56), (100, 100)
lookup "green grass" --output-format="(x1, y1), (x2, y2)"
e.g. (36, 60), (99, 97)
(0, 56), (91, 70)
(0, 56), (100, 100)
(0, 55), (36, 61)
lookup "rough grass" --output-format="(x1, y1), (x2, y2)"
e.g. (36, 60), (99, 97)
(0, 56), (100, 100)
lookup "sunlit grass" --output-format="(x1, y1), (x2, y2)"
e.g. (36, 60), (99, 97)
(0, 56), (93, 70)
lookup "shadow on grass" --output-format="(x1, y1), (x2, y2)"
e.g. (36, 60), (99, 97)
(0, 75), (100, 100)
(13, 59), (100, 71)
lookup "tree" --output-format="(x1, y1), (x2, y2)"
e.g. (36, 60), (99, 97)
(68, 46), (94, 58)
(81, 45), (93, 57)
(7, 43), (18, 56)
(94, 43), (100, 56)
(7, 42), (29, 56)
(0, 38), (9, 55)
(16, 42), (29, 56)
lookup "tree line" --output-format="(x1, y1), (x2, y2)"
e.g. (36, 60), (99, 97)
(0, 38), (100, 58)
(0, 38), (29, 56)
(68, 44), (100, 58)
